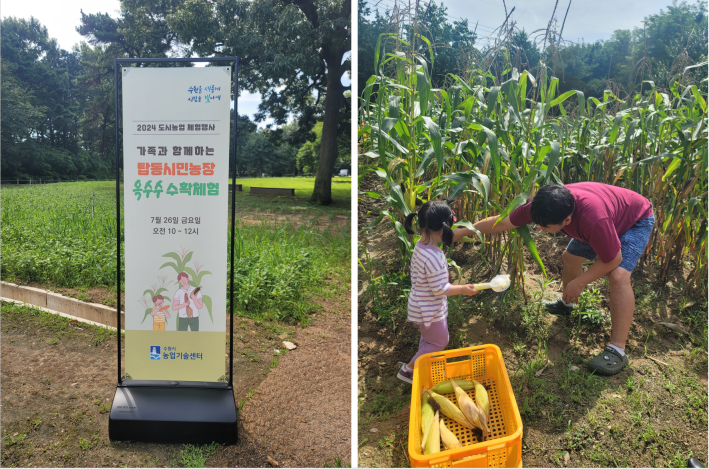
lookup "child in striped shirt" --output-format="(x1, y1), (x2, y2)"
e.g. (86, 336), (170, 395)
(151, 295), (171, 331)
(397, 200), (478, 384)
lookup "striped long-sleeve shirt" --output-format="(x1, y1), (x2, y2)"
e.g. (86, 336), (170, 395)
(407, 242), (451, 327)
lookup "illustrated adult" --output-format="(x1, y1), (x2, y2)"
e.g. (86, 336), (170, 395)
(454, 182), (654, 375)
(172, 272), (203, 331)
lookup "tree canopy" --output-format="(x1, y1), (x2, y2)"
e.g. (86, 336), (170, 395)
(2, 2), (350, 203)
(167, 0), (351, 204)
(359, 0), (707, 100)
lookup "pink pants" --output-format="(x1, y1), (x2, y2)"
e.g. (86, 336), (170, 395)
(408, 318), (449, 368)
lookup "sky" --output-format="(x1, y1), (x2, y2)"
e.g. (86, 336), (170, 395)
(367, 0), (685, 46)
(2, 0), (351, 128)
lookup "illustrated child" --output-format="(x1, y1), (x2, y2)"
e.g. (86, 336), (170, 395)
(396, 200), (479, 384)
(150, 295), (171, 331)
(172, 272), (203, 331)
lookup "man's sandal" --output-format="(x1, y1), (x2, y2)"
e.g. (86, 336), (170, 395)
(587, 346), (629, 376)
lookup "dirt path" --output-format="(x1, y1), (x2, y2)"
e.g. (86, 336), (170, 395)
(211, 297), (351, 467)
(1, 287), (351, 467)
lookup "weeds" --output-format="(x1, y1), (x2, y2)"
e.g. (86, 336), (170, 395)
(180, 442), (220, 468)
(324, 456), (349, 467)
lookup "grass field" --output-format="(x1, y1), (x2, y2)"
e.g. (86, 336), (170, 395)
(231, 176), (351, 200)
(0, 180), (350, 323)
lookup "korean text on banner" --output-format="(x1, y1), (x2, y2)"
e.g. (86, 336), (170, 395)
(122, 66), (231, 382)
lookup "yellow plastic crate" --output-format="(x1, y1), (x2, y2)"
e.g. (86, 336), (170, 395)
(408, 344), (523, 468)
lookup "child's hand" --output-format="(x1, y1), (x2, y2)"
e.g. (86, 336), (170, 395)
(461, 285), (478, 296)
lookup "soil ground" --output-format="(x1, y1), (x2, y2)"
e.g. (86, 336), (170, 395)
(357, 168), (708, 468)
(1, 194), (351, 468)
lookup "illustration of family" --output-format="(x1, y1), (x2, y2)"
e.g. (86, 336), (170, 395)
(150, 271), (203, 331)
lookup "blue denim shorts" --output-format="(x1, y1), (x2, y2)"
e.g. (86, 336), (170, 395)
(566, 216), (655, 272)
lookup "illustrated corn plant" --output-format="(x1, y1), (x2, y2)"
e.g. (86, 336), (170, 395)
(140, 274), (171, 325)
(360, 29), (707, 293)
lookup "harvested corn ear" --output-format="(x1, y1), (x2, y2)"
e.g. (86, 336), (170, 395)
(472, 380), (489, 416)
(451, 379), (489, 437)
(473, 380), (490, 438)
(425, 411), (440, 454)
(439, 419), (462, 450)
(420, 388), (437, 452)
(431, 378), (475, 395)
(426, 390), (473, 429)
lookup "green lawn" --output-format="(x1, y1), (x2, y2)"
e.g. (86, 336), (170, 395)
(230, 176), (351, 199)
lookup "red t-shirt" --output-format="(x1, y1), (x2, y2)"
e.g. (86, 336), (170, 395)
(509, 182), (653, 263)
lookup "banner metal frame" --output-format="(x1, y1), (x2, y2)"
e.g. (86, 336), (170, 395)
(113, 57), (239, 390)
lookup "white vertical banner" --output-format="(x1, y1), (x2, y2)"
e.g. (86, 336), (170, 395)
(122, 66), (232, 382)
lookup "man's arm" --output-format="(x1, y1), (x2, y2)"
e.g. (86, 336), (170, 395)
(452, 215), (517, 242)
(562, 250), (623, 304)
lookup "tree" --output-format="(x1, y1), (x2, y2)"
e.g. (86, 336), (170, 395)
(297, 122), (323, 175)
(1, 17), (111, 180)
(358, 1), (477, 91)
(167, 0), (351, 204)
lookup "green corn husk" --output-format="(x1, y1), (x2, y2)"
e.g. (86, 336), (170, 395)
(427, 390), (473, 429)
(431, 378), (475, 395)
(424, 410), (440, 455)
(420, 389), (434, 452)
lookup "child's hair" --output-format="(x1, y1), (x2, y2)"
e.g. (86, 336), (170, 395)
(177, 272), (189, 281)
(404, 200), (455, 247)
(152, 295), (164, 304)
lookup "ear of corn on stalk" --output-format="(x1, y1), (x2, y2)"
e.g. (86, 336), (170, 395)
(439, 419), (462, 450)
(431, 378), (475, 395)
(425, 411), (440, 454)
(427, 390), (473, 429)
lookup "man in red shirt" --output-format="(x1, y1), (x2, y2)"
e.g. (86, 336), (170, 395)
(454, 183), (654, 375)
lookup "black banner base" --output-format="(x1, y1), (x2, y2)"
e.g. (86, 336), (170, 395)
(108, 384), (238, 444)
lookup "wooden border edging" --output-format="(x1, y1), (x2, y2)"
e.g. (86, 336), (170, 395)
(1, 282), (124, 329)
(228, 184), (242, 191)
(249, 187), (295, 196)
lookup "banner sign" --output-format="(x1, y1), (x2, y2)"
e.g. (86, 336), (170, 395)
(122, 66), (231, 382)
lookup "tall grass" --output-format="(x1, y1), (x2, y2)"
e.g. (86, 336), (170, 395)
(1, 181), (349, 323)
(1, 182), (120, 287)
(359, 30), (707, 294)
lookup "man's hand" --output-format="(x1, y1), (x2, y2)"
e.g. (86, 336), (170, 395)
(562, 278), (585, 305)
